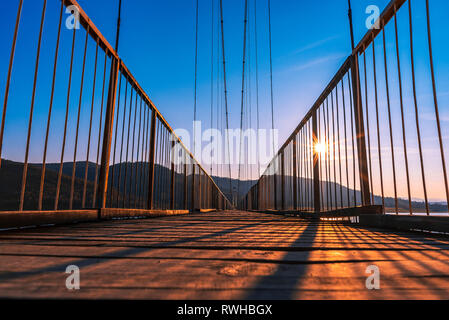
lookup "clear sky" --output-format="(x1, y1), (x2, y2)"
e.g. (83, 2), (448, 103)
(1, 0), (449, 202)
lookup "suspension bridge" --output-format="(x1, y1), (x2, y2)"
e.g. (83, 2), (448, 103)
(0, 0), (449, 299)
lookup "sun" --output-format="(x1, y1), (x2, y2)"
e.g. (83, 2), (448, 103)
(314, 142), (327, 156)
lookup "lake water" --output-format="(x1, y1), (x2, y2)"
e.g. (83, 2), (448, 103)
(385, 212), (449, 217)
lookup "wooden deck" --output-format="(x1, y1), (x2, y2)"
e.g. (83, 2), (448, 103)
(0, 211), (448, 299)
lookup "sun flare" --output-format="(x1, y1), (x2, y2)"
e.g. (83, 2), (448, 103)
(314, 142), (327, 156)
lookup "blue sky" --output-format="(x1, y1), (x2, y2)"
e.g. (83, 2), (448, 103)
(1, 0), (449, 202)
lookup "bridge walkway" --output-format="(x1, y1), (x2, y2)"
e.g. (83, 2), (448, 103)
(0, 211), (448, 299)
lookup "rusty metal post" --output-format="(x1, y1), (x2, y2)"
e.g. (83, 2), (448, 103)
(97, 57), (120, 213)
(198, 169), (202, 210)
(273, 166), (277, 210)
(292, 138), (298, 210)
(183, 154), (188, 210)
(255, 182), (259, 210)
(191, 164), (195, 211)
(350, 54), (371, 205)
(212, 181), (215, 209)
(251, 187), (257, 210)
(147, 109), (157, 209)
(205, 177), (209, 209)
(208, 178), (212, 209)
(312, 110), (321, 213)
(244, 184), (249, 210)
(252, 187), (256, 210)
(281, 151), (285, 210)
(170, 139), (175, 210)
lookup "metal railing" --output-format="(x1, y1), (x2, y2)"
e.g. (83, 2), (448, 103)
(243, 0), (448, 216)
(0, 0), (231, 214)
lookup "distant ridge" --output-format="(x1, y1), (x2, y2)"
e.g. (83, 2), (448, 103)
(0, 159), (447, 213)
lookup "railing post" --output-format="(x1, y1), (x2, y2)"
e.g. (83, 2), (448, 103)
(252, 186), (256, 210)
(251, 188), (256, 210)
(170, 139), (175, 210)
(208, 178), (211, 209)
(212, 182), (215, 209)
(205, 178), (209, 209)
(191, 164), (195, 211)
(312, 110), (321, 213)
(350, 54), (371, 206)
(273, 161), (278, 210)
(147, 109), (157, 210)
(183, 154), (188, 210)
(281, 151), (285, 210)
(198, 169), (202, 210)
(261, 180), (265, 210)
(292, 138), (298, 210)
(97, 57), (120, 214)
(256, 182), (260, 210)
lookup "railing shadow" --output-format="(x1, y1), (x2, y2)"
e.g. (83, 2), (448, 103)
(245, 219), (318, 299)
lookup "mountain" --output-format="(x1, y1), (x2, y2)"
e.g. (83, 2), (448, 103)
(0, 159), (97, 211)
(0, 159), (185, 211)
(210, 175), (256, 202)
(0, 159), (446, 213)
(239, 175), (448, 213)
